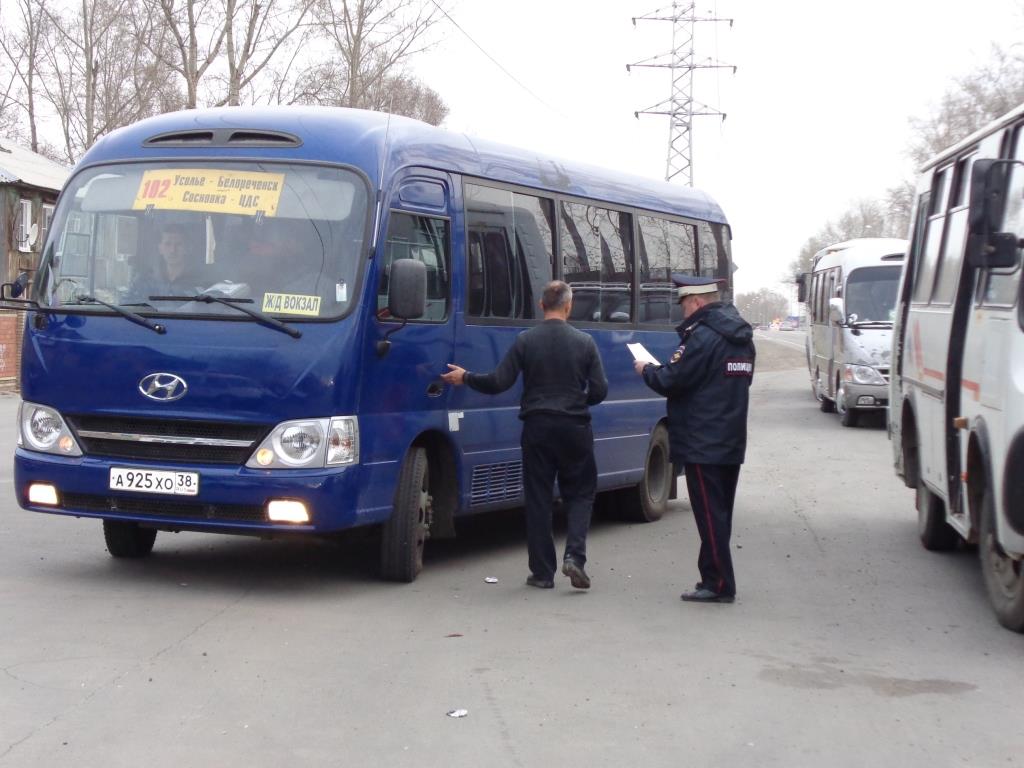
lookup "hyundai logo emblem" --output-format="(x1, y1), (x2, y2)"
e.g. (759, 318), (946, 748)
(139, 373), (188, 402)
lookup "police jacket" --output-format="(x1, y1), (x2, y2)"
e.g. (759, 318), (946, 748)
(641, 302), (755, 465)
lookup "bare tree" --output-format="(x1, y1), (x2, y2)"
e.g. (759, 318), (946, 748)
(736, 288), (788, 327)
(216, 0), (316, 106)
(39, 0), (184, 162)
(0, 0), (49, 150)
(143, 0), (226, 108)
(909, 44), (1024, 165)
(315, 0), (442, 110)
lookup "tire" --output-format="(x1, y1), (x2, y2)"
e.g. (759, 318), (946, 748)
(978, 485), (1024, 632)
(381, 447), (431, 582)
(103, 520), (157, 558)
(916, 478), (958, 551)
(815, 370), (835, 413)
(835, 378), (858, 427)
(618, 424), (672, 523)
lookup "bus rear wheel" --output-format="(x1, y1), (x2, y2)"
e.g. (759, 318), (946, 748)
(618, 424), (672, 523)
(917, 478), (958, 551)
(103, 520), (157, 558)
(381, 447), (431, 582)
(979, 485), (1024, 632)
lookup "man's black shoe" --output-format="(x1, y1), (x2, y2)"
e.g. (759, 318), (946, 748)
(680, 587), (734, 603)
(526, 575), (554, 589)
(562, 559), (591, 589)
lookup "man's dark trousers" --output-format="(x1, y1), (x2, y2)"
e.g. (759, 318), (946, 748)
(521, 414), (597, 580)
(683, 463), (740, 597)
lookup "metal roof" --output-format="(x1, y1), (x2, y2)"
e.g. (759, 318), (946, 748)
(0, 138), (70, 192)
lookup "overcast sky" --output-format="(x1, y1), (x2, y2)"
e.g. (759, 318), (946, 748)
(416, 0), (1024, 299)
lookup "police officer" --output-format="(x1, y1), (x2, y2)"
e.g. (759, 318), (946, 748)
(441, 280), (608, 591)
(633, 275), (755, 603)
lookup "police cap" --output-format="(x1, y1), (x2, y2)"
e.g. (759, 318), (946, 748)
(671, 274), (723, 300)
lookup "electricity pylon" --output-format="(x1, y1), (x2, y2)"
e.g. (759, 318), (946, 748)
(627, 3), (734, 186)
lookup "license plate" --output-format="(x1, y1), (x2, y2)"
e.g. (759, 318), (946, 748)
(109, 467), (199, 496)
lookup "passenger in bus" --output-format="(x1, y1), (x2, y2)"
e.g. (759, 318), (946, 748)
(132, 223), (207, 297)
(633, 274), (755, 604)
(441, 280), (608, 591)
(242, 219), (322, 296)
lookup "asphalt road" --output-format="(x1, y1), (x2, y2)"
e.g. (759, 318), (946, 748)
(1, 334), (1021, 767)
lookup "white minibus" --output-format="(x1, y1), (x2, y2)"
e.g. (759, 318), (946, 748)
(798, 238), (907, 427)
(889, 102), (1024, 632)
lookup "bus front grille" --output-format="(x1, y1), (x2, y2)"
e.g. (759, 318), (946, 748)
(61, 492), (267, 522)
(470, 461), (523, 506)
(65, 415), (269, 465)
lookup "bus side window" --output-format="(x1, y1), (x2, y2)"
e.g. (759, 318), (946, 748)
(465, 184), (554, 320)
(379, 212), (450, 321)
(637, 214), (697, 325)
(912, 166), (951, 303)
(561, 201), (634, 323)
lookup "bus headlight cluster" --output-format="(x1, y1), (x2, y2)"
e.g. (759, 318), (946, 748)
(844, 364), (886, 386)
(247, 416), (358, 469)
(18, 402), (82, 456)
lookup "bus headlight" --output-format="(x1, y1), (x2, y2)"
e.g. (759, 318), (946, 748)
(19, 402), (82, 456)
(246, 416), (358, 469)
(844, 364), (886, 386)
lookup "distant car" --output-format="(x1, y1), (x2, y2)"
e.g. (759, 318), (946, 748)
(779, 320), (799, 331)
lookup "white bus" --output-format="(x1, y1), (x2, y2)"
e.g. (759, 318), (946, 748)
(799, 238), (907, 427)
(889, 102), (1024, 632)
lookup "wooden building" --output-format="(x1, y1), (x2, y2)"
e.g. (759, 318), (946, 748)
(0, 139), (69, 389)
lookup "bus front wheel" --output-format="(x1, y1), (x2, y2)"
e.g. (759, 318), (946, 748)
(381, 447), (431, 582)
(835, 378), (858, 427)
(103, 520), (157, 558)
(619, 424), (672, 523)
(979, 485), (1024, 632)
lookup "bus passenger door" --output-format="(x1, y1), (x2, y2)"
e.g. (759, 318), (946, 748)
(359, 170), (456, 503)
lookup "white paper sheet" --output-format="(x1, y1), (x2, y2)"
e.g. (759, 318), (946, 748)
(627, 343), (660, 366)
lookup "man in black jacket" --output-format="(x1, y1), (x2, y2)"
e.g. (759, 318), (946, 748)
(633, 275), (755, 603)
(441, 280), (608, 591)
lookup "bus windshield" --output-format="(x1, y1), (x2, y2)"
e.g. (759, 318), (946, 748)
(845, 265), (901, 324)
(35, 162), (370, 320)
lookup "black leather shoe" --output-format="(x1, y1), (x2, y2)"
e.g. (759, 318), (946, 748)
(680, 587), (734, 603)
(526, 575), (554, 589)
(562, 559), (591, 589)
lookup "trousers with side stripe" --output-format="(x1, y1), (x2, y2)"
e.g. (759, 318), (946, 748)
(683, 463), (740, 598)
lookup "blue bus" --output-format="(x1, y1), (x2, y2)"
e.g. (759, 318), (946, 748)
(6, 107), (732, 581)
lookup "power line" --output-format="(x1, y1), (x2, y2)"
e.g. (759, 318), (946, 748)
(428, 0), (565, 118)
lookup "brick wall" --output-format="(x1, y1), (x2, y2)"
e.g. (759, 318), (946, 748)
(0, 312), (21, 388)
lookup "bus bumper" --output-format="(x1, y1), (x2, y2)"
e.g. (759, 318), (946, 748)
(845, 382), (888, 410)
(13, 448), (396, 534)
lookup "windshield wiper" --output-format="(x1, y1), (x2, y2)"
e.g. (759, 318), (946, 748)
(849, 319), (892, 328)
(67, 294), (166, 334)
(151, 293), (301, 338)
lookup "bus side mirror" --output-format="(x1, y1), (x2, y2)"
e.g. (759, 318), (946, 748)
(387, 258), (427, 320)
(966, 158), (1023, 269)
(796, 273), (808, 303)
(828, 297), (845, 325)
(1, 272), (31, 300)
